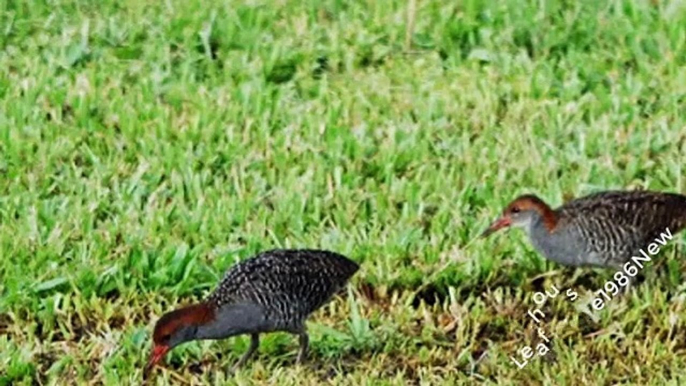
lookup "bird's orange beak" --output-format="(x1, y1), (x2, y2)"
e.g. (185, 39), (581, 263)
(481, 217), (512, 238)
(144, 344), (169, 375)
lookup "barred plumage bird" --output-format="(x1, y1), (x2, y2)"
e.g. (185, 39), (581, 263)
(481, 190), (686, 268)
(145, 249), (359, 374)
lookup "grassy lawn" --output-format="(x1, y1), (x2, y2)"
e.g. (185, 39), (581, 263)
(2, 0), (686, 384)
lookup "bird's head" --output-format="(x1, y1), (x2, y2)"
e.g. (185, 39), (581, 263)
(145, 303), (214, 374)
(481, 194), (556, 238)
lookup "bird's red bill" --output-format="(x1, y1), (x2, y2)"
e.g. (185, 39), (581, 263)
(481, 217), (512, 237)
(145, 344), (169, 373)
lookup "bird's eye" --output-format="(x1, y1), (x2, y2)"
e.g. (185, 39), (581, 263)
(162, 334), (171, 342)
(511, 207), (521, 214)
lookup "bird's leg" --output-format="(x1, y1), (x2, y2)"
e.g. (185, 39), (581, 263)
(296, 330), (309, 364)
(232, 333), (259, 372)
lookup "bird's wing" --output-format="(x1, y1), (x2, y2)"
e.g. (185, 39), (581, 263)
(207, 250), (358, 310)
(557, 191), (686, 261)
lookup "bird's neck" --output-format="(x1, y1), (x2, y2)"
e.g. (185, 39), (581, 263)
(195, 320), (235, 340)
(532, 202), (558, 232)
(195, 302), (268, 340)
(528, 215), (550, 238)
(527, 219), (572, 265)
(522, 205), (558, 243)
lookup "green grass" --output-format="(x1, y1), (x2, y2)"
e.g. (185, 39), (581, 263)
(2, 0), (686, 384)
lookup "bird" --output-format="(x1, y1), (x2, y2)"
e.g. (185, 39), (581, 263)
(145, 249), (360, 375)
(481, 190), (686, 268)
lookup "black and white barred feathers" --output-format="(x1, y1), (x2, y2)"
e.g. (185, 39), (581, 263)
(207, 249), (359, 330)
